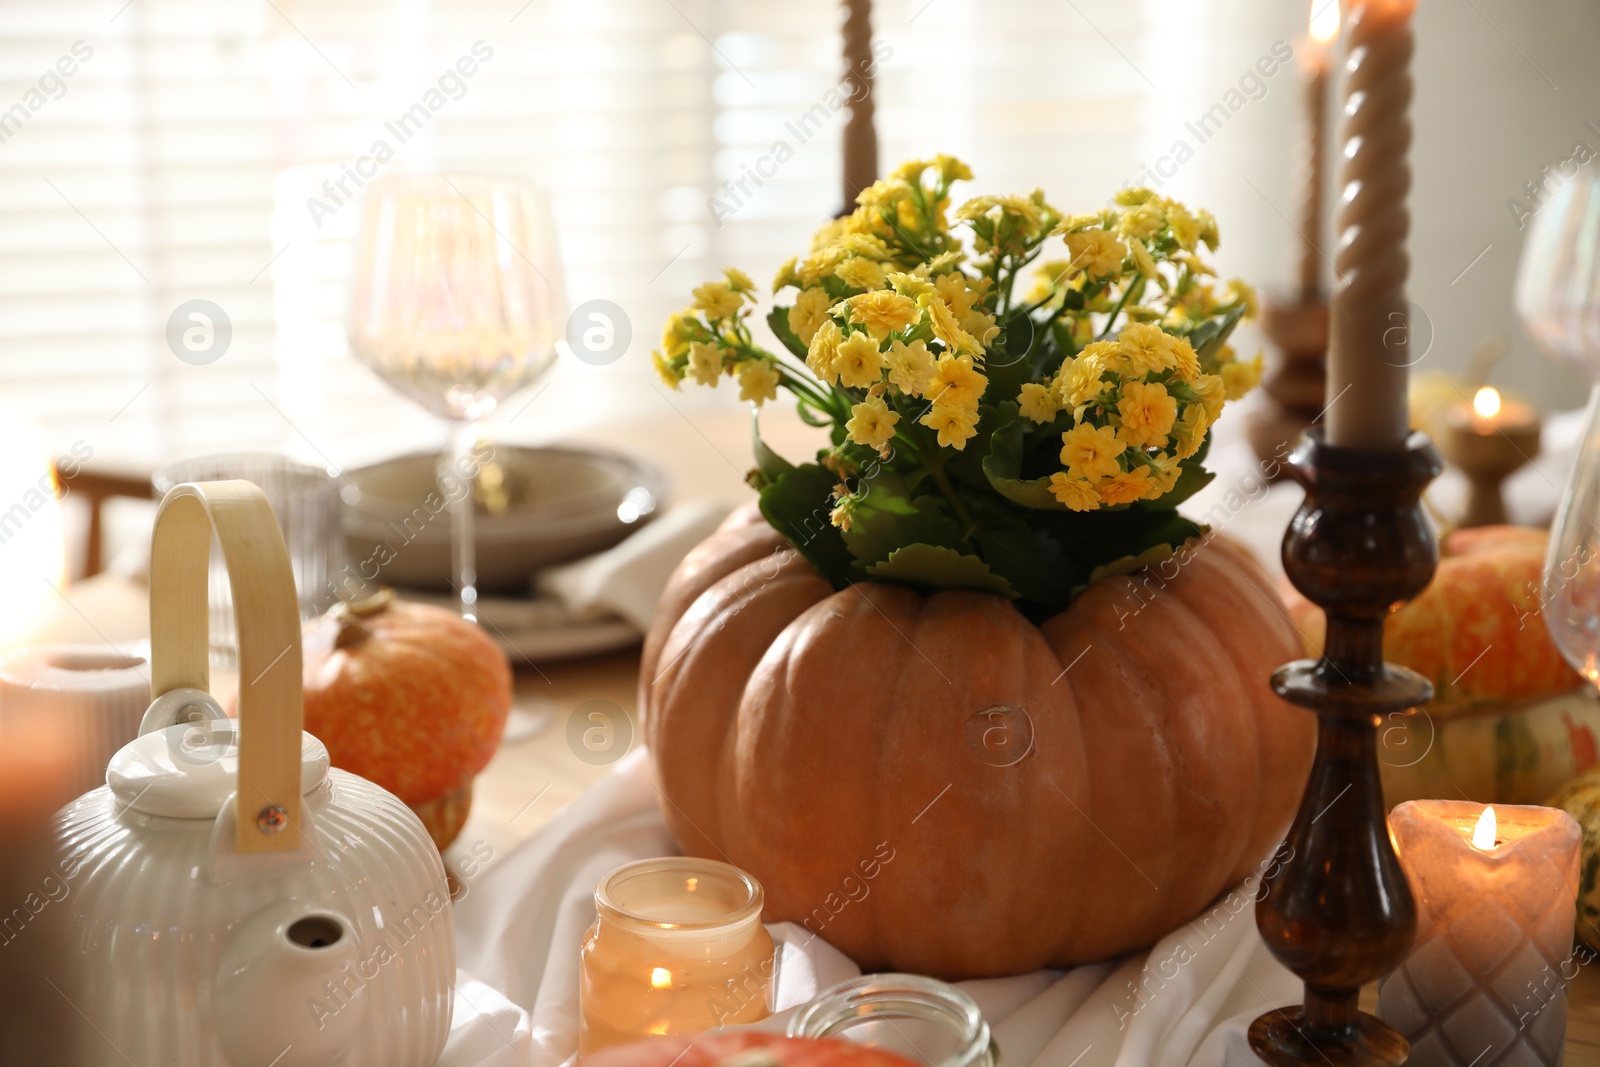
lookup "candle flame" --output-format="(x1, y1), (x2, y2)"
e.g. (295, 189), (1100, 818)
(650, 967), (672, 990)
(1309, 0), (1341, 44)
(1472, 806), (1497, 850)
(1473, 386), (1503, 419)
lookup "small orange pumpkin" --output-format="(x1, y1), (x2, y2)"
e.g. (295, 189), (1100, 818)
(301, 590), (512, 849)
(1284, 525), (1581, 715)
(641, 505), (1315, 979)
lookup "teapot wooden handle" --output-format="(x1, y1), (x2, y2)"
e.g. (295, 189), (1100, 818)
(149, 481), (304, 854)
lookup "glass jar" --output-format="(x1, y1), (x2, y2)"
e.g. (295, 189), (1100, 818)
(578, 857), (774, 1055)
(789, 973), (999, 1067)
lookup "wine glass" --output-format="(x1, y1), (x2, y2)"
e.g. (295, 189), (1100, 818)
(1514, 174), (1600, 682)
(348, 173), (563, 618)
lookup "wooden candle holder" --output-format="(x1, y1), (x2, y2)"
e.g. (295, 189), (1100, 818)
(1438, 412), (1539, 528)
(1250, 429), (1442, 1066)
(1246, 295), (1330, 477)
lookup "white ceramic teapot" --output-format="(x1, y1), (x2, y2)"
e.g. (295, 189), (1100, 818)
(54, 481), (455, 1067)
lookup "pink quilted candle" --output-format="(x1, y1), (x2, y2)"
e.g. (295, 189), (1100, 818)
(1379, 801), (1580, 1066)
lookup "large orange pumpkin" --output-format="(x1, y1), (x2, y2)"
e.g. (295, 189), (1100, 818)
(641, 505), (1315, 979)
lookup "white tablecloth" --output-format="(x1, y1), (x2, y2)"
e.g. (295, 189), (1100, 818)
(438, 750), (1302, 1067)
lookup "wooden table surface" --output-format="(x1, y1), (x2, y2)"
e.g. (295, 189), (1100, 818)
(29, 405), (1600, 1063)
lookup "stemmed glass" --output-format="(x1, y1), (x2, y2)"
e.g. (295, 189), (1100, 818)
(1514, 174), (1600, 681)
(348, 174), (563, 618)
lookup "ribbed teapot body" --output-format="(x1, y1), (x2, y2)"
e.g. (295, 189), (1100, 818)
(56, 768), (454, 1067)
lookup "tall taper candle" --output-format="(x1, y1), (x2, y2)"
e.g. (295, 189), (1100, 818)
(1297, 1), (1338, 299)
(1324, 0), (1415, 449)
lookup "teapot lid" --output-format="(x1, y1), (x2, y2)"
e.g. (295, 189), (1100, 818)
(107, 720), (330, 820)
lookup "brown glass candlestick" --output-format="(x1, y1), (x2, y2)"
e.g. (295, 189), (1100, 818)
(1251, 429), (1442, 1067)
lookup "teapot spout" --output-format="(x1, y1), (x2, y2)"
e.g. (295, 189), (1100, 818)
(213, 905), (371, 1067)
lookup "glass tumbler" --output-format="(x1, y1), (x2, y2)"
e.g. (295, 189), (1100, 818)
(151, 453), (342, 667)
(579, 857), (775, 1055)
(790, 974), (998, 1067)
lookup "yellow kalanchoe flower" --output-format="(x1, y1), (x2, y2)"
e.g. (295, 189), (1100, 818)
(661, 311), (694, 358)
(1146, 452), (1182, 496)
(1164, 200), (1200, 251)
(1059, 422), (1125, 481)
(1128, 238), (1160, 281)
(807, 320), (844, 384)
(738, 359), (780, 405)
(1017, 383), (1058, 424)
(886, 338), (936, 396)
(1064, 230), (1128, 281)
(1118, 201), (1165, 241)
(1192, 373), (1228, 421)
(1220, 351), (1264, 400)
(1117, 322), (1177, 377)
(934, 272), (980, 318)
(1048, 472), (1100, 512)
(1055, 343), (1115, 409)
(772, 256), (800, 293)
(1172, 404), (1209, 460)
(921, 401), (980, 450)
(887, 271), (937, 300)
(1169, 337), (1201, 382)
(846, 290), (920, 341)
(835, 257), (888, 292)
(845, 395), (900, 453)
(652, 351), (680, 390)
(687, 340), (723, 386)
(788, 286), (833, 346)
(1055, 212), (1102, 234)
(1098, 466), (1154, 505)
(692, 281), (743, 321)
(1224, 278), (1259, 321)
(925, 354), (987, 408)
(925, 296), (982, 357)
(1116, 380), (1178, 448)
(724, 267), (756, 294)
(833, 331), (886, 389)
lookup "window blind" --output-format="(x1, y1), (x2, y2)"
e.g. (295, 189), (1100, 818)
(0, 0), (1173, 470)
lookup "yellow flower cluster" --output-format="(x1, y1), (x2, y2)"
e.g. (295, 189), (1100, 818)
(1034, 322), (1232, 513)
(652, 267), (782, 405)
(656, 158), (1262, 528)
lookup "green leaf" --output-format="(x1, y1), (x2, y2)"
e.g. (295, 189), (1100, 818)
(751, 410), (795, 487)
(981, 418), (1066, 510)
(866, 543), (1017, 597)
(1188, 304), (1245, 363)
(766, 306), (809, 360)
(972, 524), (1080, 606)
(758, 464), (855, 588)
(796, 400), (835, 427)
(840, 470), (967, 569)
(1086, 543), (1175, 585)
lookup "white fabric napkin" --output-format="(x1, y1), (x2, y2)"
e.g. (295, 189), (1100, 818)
(533, 499), (733, 631)
(449, 749), (1301, 1067)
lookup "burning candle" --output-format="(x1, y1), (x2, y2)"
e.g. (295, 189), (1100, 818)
(1297, 0), (1340, 300)
(1439, 385), (1543, 527)
(578, 857), (775, 1055)
(1379, 801), (1580, 1067)
(1323, 0), (1416, 450)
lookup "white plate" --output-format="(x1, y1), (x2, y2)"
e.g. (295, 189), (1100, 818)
(402, 589), (641, 665)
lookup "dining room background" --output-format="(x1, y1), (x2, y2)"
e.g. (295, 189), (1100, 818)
(2, 0), (1594, 511)
(15, 1), (1600, 1064)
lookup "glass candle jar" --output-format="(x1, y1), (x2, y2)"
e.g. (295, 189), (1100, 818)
(579, 857), (775, 1055)
(789, 974), (998, 1067)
